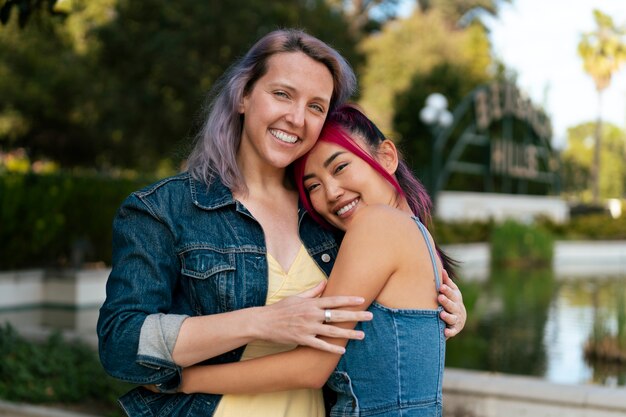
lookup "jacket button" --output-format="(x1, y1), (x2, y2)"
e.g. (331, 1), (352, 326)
(321, 253), (331, 263)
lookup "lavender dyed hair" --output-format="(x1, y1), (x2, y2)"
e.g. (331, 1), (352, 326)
(186, 29), (357, 191)
(294, 104), (457, 278)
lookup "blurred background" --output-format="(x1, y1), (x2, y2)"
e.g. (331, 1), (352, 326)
(1, 0), (626, 416)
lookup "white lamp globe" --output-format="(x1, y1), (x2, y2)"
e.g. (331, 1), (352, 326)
(425, 93), (448, 111)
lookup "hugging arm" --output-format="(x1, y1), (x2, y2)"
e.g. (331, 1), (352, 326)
(179, 208), (409, 394)
(98, 194), (374, 393)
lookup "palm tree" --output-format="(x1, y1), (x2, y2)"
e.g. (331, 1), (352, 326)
(578, 9), (626, 203)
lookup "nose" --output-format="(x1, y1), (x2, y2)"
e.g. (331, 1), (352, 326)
(285, 103), (305, 127)
(325, 180), (343, 202)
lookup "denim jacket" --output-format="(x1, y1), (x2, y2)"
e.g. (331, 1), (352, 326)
(97, 172), (339, 417)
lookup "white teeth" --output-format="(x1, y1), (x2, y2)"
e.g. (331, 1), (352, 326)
(336, 200), (358, 216)
(270, 129), (298, 144)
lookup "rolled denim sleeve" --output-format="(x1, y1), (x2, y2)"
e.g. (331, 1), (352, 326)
(97, 192), (187, 390)
(138, 313), (187, 364)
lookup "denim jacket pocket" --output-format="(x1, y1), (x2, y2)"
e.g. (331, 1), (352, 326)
(180, 249), (236, 314)
(327, 371), (360, 417)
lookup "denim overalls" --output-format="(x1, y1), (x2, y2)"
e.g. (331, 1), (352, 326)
(97, 173), (339, 417)
(326, 218), (446, 417)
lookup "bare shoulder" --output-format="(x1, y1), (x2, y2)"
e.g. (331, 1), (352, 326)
(345, 205), (416, 243)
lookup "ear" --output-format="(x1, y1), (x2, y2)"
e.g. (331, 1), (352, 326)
(238, 94), (248, 114)
(378, 139), (400, 175)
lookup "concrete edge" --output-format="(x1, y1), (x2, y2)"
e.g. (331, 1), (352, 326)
(444, 368), (626, 412)
(0, 399), (102, 417)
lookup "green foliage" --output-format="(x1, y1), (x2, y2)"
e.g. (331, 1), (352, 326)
(578, 9), (626, 93)
(568, 214), (626, 240)
(433, 213), (626, 246)
(418, 0), (509, 24)
(537, 213), (626, 241)
(0, 172), (152, 269)
(490, 220), (554, 268)
(358, 8), (493, 135)
(0, 323), (129, 414)
(0, 0), (360, 171)
(431, 218), (493, 244)
(584, 281), (626, 364)
(0, 0), (66, 27)
(446, 267), (556, 376)
(561, 122), (626, 200)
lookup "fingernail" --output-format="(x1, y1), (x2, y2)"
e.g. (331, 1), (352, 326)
(356, 297), (365, 303)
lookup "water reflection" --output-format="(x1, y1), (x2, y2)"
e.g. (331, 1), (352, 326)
(447, 269), (626, 386)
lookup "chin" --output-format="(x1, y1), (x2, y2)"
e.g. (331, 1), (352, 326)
(331, 220), (347, 232)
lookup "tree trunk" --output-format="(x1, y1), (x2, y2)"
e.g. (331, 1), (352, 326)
(592, 91), (603, 204)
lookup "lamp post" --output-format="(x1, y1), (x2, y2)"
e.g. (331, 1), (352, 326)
(420, 93), (453, 201)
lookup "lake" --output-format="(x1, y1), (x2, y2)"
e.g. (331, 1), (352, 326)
(447, 268), (626, 387)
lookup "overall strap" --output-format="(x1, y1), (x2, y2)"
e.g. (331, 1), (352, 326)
(413, 217), (441, 291)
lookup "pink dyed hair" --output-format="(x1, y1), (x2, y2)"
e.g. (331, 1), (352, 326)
(294, 105), (458, 278)
(294, 104), (432, 228)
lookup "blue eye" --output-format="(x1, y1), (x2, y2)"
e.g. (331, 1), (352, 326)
(274, 91), (289, 99)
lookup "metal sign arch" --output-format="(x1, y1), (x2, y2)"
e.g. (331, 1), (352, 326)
(429, 82), (559, 201)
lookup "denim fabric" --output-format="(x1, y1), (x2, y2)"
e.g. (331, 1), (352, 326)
(96, 172), (338, 417)
(326, 218), (446, 417)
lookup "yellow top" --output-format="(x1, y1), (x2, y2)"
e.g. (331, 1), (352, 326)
(213, 245), (327, 417)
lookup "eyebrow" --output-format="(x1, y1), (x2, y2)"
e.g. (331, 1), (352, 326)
(302, 151), (346, 181)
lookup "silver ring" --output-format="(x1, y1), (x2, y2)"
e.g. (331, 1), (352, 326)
(324, 309), (332, 323)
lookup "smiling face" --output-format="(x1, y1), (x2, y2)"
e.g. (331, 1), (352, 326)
(302, 137), (400, 231)
(237, 51), (334, 171)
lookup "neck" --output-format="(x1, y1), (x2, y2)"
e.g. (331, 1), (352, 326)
(235, 157), (293, 200)
(394, 195), (414, 215)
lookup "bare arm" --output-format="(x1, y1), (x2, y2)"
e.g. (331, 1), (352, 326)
(172, 281), (372, 366)
(179, 206), (403, 393)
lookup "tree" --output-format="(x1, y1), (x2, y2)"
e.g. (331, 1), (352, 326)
(0, 0), (66, 27)
(416, 0), (509, 26)
(90, 0), (360, 171)
(578, 9), (626, 203)
(0, 0), (360, 171)
(561, 122), (626, 201)
(0, 1), (99, 166)
(325, 0), (401, 35)
(357, 7), (494, 179)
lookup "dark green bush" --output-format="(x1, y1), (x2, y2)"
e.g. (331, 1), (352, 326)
(0, 172), (153, 269)
(0, 323), (130, 415)
(431, 218), (493, 244)
(490, 220), (554, 268)
(537, 213), (626, 241)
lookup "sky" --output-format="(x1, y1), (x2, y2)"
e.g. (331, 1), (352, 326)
(397, 0), (626, 149)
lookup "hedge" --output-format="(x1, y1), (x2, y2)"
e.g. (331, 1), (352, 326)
(0, 172), (153, 270)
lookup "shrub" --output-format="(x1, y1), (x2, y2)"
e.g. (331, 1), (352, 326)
(490, 220), (554, 268)
(0, 324), (130, 415)
(431, 218), (493, 244)
(0, 172), (153, 269)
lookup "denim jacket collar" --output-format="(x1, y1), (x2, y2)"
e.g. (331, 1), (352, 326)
(189, 173), (312, 224)
(189, 174), (237, 211)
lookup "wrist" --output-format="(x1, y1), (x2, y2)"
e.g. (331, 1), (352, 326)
(242, 305), (266, 341)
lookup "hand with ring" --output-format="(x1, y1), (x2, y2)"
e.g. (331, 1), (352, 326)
(258, 281), (372, 354)
(324, 309), (332, 323)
